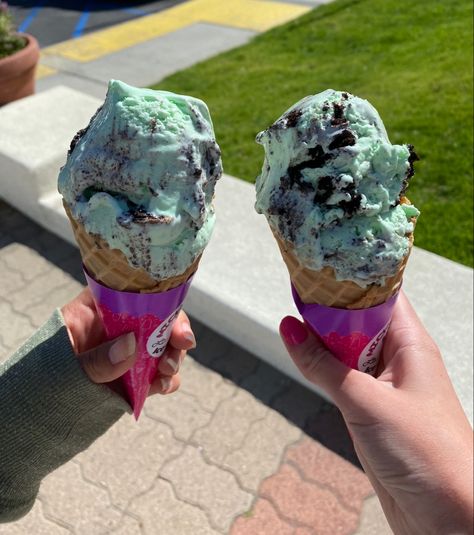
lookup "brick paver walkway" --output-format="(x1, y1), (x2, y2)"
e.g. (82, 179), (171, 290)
(0, 200), (391, 534)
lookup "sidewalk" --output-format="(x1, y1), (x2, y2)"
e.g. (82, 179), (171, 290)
(0, 202), (389, 534)
(35, 0), (326, 98)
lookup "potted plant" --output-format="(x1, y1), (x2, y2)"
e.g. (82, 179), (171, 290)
(0, 1), (39, 105)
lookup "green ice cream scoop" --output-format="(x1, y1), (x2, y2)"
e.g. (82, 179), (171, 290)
(59, 80), (222, 280)
(255, 89), (419, 287)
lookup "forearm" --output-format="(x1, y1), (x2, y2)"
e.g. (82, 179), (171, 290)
(0, 310), (130, 523)
(386, 436), (474, 535)
(432, 457), (474, 535)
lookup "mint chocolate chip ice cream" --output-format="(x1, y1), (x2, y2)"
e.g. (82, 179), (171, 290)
(255, 89), (419, 287)
(59, 80), (222, 280)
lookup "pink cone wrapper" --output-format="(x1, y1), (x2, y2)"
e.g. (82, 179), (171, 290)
(84, 268), (193, 419)
(292, 285), (399, 374)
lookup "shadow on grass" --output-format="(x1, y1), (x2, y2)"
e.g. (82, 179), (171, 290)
(0, 199), (360, 468)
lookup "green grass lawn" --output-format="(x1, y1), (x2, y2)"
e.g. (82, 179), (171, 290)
(153, 0), (473, 267)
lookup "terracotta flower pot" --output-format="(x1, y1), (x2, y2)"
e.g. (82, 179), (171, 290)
(0, 33), (39, 105)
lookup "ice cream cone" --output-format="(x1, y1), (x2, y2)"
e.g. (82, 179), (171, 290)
(274, 232), (413, 310)
(65, 202), (199, 418)
(273, 194), (416, 310)
(58, 81), (222, 417)
(64, 203), (201, 293)
(255, 90), (419, 371)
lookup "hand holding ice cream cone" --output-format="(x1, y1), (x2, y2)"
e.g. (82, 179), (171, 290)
(61, 288), (196, 397)
(58, 80), (222, 416)
(279, 293), (473, 535)
(256, 89), (420, 372)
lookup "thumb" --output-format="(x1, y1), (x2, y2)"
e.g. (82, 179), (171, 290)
(79, 332), (137, 384)
(279, 316), (371, 410)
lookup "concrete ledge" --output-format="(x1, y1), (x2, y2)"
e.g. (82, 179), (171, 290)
(0, 86), (102, 227)
(1, 87), (472, 422)
(189, 176), (474, 423)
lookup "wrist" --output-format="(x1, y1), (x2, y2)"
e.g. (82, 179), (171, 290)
(432, 509), (473, 535)
(431, 460), (474, 535)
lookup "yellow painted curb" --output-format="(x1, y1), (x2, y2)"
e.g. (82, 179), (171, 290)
(192, 0), (310, 32)
(36, 63), (57, 79)
(42, 0), (310, 63)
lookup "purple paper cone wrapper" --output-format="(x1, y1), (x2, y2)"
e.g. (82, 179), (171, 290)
(85, 268), (192, 418)
(292, 285), (399, 375)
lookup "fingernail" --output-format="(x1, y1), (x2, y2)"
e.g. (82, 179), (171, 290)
(109, 333), (136, 364)
(181, 322), (196, 348)
(166, 357), (179, 373)
(280, 317), (308, 346)
(160, 377), (171, 392)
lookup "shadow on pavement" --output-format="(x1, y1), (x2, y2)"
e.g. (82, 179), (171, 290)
(0, 200), (84, 282)
(189, 316), (360, 468)
(0, 199), (360, 469)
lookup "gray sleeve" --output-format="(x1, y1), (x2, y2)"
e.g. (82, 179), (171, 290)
(0, 309), (131, 523)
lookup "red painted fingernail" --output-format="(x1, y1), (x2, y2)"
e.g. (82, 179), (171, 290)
(280, 317), (308, 346)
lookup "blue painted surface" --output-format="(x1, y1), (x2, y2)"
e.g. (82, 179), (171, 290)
(17, 3), (44, 33)
(12, 1), (165, 45)
(73, 8), (91, 38)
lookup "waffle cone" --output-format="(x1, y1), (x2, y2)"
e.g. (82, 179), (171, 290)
(275, 234), (412, 309)
(64, 203), (200, 293)
(273, 195), (416, 309)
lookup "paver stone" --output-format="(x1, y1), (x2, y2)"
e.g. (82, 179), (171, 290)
(179, 355), (236, 412)
(230, 498), (293, 535)
(193, 388), (267, 464)
(224, 408), (301, 491)
(76, 414), (183, 509)
(0, 299), (34, 350)
(39, 462), (123, 534)
(285, 437), (373, 511)
(261, 463), (359, 535)
(0, 499), (71, 534)
(1, 243), (53, 282)
(161, 445), (253, 532)
(127, 478), (220, 535)
(145, 389), (212, 442)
